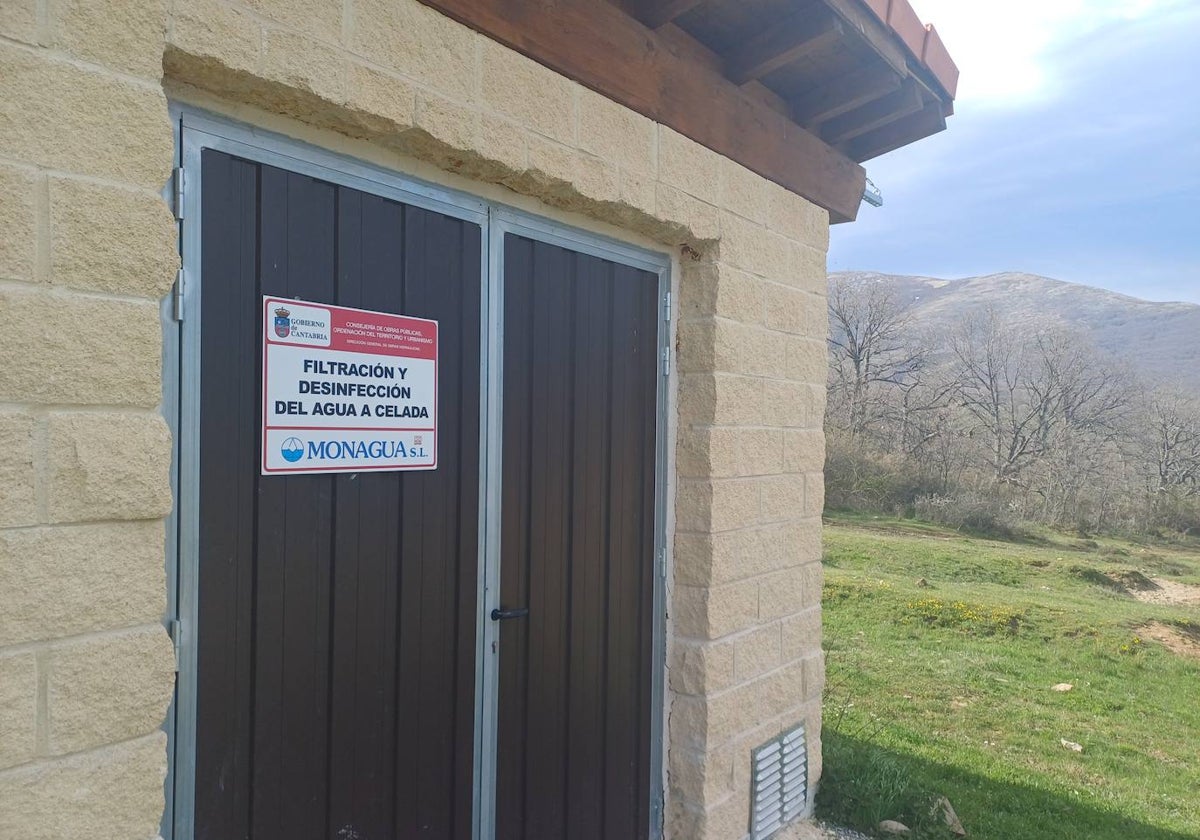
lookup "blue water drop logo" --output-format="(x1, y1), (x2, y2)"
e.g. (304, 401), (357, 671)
(281, 437), (305, 462)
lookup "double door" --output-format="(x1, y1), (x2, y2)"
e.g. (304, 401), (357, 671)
(176, 130), (665, 840)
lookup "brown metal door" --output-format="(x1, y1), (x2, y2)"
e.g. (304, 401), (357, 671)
(194, 149), (481, 840)
(495, 234), (660, 840)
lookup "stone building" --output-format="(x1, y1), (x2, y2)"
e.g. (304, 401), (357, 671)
(0, 1), (955, 838)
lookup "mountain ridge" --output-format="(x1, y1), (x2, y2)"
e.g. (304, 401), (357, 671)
(829, 270), (1200, 392)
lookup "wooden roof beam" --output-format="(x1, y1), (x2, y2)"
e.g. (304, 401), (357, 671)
(793, 61), (903, 128)
(417, 0), (866, 222)
(846, 101), (947, 161)
(624, 0), (705, 29)
(726, 13), (844, 86)
(821, 78), (924, 146)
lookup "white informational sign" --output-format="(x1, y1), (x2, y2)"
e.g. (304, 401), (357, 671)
(261, 296), (437, 475)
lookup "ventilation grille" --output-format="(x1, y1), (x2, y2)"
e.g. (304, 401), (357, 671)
(749, 724), (808, 840)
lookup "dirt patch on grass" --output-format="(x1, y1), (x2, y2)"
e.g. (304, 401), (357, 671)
(1127, 578), (1200, 606)
(1139, 621), (1200, 660)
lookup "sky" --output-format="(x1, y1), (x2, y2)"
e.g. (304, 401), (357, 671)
(827, 0), (1200, 304)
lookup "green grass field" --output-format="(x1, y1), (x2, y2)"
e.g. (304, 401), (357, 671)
(816, 512), (1200, 839)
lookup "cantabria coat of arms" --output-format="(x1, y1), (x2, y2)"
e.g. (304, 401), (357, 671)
(273, 307), (291, 338)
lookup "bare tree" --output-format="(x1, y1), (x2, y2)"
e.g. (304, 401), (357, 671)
(827, 276), (926, 440)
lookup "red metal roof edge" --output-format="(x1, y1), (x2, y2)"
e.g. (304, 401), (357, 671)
(859, 0), (959, 100)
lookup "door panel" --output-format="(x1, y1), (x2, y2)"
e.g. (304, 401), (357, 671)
(495, 234), (660, 840)
(194, 148), (481, 840)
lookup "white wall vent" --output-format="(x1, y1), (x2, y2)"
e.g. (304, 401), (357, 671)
(749, 724), (808, 840)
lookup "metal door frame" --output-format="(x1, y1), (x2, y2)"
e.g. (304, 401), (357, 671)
(479, 209), (671, 840)
(165, 105), (670, 840)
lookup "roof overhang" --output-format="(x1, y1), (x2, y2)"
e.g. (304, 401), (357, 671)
(417, 0), (958, 223)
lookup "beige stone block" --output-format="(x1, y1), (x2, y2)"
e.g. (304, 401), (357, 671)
(761, 473), (805, 523)
(670, 638), (735, 695)
(759, 565), (806, 621)
(764, 380), (814, 430)
(45, 413), (172, 524)
(0, 0), (37, 45)
(570, 151), (621, 206)
(676, 425), (735, 479)
(245, 0), (343, 42)
(673, 531), (716, 587)
(0, 651), (37, 770)
(0, 288), (162, 406)
(802, 651), (826, 700)
(0, 411), (37, 529)
(0, 522), (166, 646)
(785, 335), (830, 385)
(805, 472), (826, 518)
(740, 427), (785, 477)
(783, 429), (826, 473)
(721, 158), (771, 226)
(703, 793), (752, 839)
(344, 62), (417, 134)
(49, 0), (167, 78)
(0, 164), (36, 281)
(680, 263), (764, 324)
(732, 323), (790, 379)
(475, 112), (527, 175)
(733, 622), (782, 683)
(675, 319), (717, 374)
(0, 731), (167, 840)
(262, 28), (345, 103)
(764, 282), (826, 338)
(667, 741), (736, 805)
(761, 519), (823, 572)
(676, 477), (759, 533)
(49, 179), (177, 297)
(167, 0), (262, 76)
(679, 426), (780, 480)
(0, 45), (172, 189)
(45, 626), (174, 754)
(803, 561), (824, 609)
(412, 91), (478, 155)
(350, 0), (477, 101)
(674, 579), (759, 640)
(480, 32), (574, 143)
(655, 183), (719, 241)
(618, 168), (656, 217)
(786, 240), (829, 293)
(577, 86), (656, 173)
(524, 134), (575, 184)
(719, 212), (789, 279)
(678, 373), (762, 426)
(676, 526), (784, 588)
(659, 127), (722, 205)
(781, 606), (822, 661)
(768, 185), (829, 250)
(668, 695), (707, 755)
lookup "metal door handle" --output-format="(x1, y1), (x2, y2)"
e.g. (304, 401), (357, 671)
(491, 606), (530, 621)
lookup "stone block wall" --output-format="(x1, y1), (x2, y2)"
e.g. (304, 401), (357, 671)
(0, 1), (829, 837)
(0, 3), (179, 838)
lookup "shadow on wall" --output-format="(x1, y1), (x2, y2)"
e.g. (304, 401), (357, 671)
(815, 731), (1199, 840)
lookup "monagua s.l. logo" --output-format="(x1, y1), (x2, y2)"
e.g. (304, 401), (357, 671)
(280, 437), (305, 462)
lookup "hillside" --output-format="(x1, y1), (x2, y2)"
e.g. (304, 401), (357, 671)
(829, 271), (1200, 392)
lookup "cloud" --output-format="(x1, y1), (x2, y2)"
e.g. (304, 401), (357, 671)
(911, 0), (1198, 106)
(830, 3), (1200, 304)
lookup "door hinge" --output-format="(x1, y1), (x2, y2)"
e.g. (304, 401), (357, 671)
(172, 267), (185, 321)
(172, 166), (185, 221)
(661, 345), (671, 376)
(663, 290), (672, 322)
(168, 619), (181, 673)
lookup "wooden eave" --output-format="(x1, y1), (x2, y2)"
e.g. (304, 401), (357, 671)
(417, 0), (958, 224)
